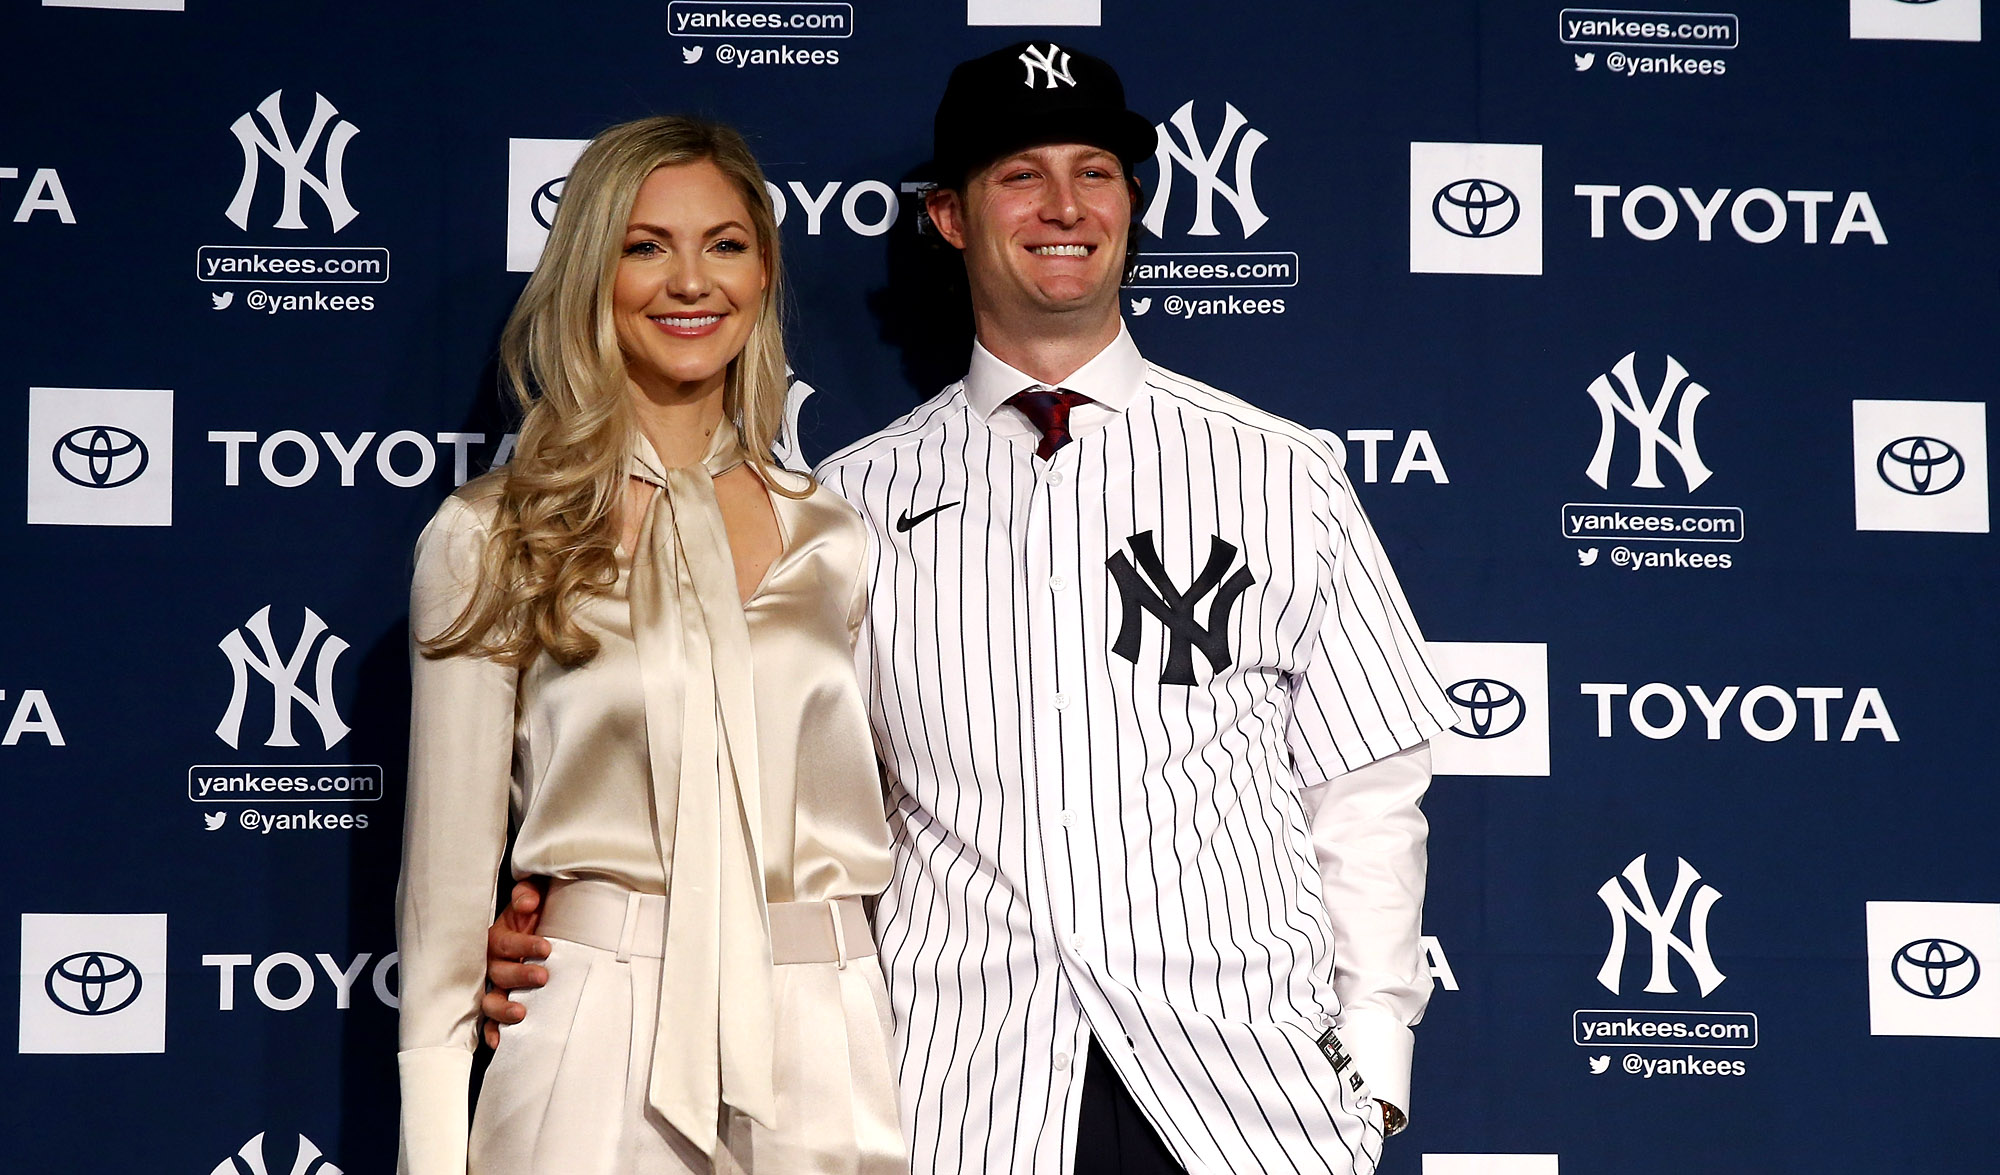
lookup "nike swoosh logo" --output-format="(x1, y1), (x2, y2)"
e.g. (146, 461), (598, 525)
(895, 501), (961, 532)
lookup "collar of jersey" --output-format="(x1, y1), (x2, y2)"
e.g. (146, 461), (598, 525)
(963, 319), (1146, 424)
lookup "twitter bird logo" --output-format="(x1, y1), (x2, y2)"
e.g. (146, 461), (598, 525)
(682, 45), (703, 64)
(1129, 296), (1152, 316)
(1589, 1055), (1611, 1074)
(1574, 52), (1596, 71)
(211, 291), (234, 310)
(203, 811), (227, 831)
(1577, 547), (1600, 567)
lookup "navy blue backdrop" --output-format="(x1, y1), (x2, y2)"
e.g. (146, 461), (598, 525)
(5, 3), (1995, 1173)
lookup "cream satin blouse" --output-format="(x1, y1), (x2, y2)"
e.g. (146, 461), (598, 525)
(395, 428), (892, 1175)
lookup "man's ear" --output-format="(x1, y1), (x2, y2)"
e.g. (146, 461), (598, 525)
(926, 187), (969, 250)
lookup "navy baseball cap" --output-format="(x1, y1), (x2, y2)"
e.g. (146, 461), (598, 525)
(930, 41), (1158, 186)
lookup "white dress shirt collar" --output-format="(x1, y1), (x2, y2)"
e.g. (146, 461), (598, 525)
(963, 320), (1146, 436)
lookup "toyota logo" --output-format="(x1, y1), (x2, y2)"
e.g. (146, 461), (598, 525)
(45, 951), (144, 1016)
(531, 176), (567, 230)
(1892, 938), (1980, 1000)
(53, 425), (149, 489)
(1433, 178), (1520, 239)
(1445, 678), (1526, 739)
(1877, 436), (1965, 496)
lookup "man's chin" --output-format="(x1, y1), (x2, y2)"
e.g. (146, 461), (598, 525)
(1027, 283), (1119, 314)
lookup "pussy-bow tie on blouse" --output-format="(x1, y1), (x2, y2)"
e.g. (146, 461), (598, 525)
(625, 419), (777, 1155)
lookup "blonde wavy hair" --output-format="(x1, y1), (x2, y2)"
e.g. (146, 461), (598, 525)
(424, 115), (799, 667)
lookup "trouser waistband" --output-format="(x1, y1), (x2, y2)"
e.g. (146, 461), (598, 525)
(540, 877), (876, 967)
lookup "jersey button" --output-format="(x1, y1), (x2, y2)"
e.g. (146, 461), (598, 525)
(1047, 470), (1066, 486)
(1059, 809), (1077, 828)
(1052, 693), (1070, 710)
(1054, 1052), (1071, 1071)
(1049, 574), (1068, 592)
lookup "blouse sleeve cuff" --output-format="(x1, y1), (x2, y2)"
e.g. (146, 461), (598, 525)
(397, 1046), (473, 1175)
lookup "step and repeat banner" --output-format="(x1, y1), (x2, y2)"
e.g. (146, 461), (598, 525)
(5, 2), (1994, 1172)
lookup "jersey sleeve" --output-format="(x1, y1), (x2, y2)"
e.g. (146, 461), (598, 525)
(396, 494), (518, 1175)
(1284, 449), (1456, 1119)
(1286, 459), (1457, 779)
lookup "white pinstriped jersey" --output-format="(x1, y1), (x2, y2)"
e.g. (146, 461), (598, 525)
(818, 326), (1456, 1175)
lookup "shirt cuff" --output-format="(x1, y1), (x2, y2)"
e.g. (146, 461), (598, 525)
(1339, 1008), (1415, 1122)
(398, 1046), (473, 1175)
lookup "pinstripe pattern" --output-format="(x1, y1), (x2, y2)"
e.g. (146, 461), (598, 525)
(818, 339), (1455, 1175)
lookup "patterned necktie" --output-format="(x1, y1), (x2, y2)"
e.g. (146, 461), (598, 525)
(1006, 387), (1093, 459)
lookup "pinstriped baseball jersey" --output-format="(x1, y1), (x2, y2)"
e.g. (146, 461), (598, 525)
(817, 326), (1456, 1175)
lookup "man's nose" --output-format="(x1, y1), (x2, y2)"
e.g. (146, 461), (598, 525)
(1039, 177), (1083, 226)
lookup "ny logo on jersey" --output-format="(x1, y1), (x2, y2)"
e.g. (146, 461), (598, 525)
(1107, 531), (1255, 686)
(1597, 853), (1726, 996)
(225, 89), (360, 232)
(1585, 352), (1713, 492)
(1141, 101), (1269, 239)
(1018, 43), (1076, 88)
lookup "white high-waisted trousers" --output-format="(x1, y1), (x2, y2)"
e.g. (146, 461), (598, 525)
(467, 883), (907, 1175)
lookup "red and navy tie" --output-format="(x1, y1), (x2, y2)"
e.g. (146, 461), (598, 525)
(1006, 387), (1093, 459)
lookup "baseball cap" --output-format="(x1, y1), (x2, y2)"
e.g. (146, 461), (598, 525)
(930, 40), (1158, 186)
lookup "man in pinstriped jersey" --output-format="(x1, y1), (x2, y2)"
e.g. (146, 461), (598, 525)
(486, 40), (1456, 1175)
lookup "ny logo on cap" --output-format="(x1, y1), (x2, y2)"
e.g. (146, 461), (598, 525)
(1019, 43), (1076, 89)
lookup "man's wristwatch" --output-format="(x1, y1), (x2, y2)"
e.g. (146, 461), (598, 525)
(1380, 1101), (1407, 1137)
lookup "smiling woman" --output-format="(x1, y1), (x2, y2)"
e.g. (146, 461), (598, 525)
(612, 163), (769, 417)
(394, 117), (905, 1175)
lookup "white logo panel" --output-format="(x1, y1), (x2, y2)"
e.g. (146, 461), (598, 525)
(1424, 1157), (1559, 1175)
(1429, 641), (1550, 777)
(968, 0), (1099, 23)
(507, 137), (590, 272)
(26, 387), (174, 527)
(1867, 901), (2000, 1037)
(1410, 142), (1543, 275)
(1853, 399), (1988, 532)
(1852, 0), (1981, 42)
(19, 913), (168, 1054)
(43, 0), (184, 8)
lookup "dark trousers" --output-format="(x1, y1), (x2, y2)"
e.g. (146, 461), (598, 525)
(1074, 1042), (1188, 1174)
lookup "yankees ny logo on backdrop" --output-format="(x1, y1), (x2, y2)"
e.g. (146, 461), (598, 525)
(1107, 531), (1254, 686)
(1597, 853), (1726, 996)
(226, 89), (360, 232)
(1143, 101), (1269, 238)
(1586, 352), (1712, 492)
(215, 605), (351, 749)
